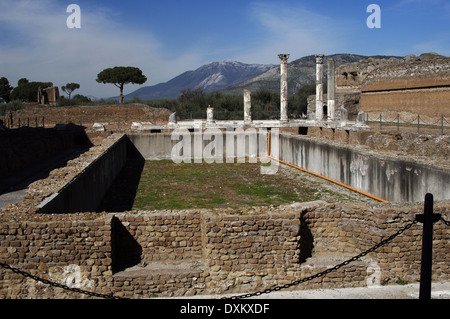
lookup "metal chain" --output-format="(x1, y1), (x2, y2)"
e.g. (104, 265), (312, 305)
(1, 216), (446, 299)
(440, 216), (450, 227)
(225, 219), (418, 299)
(0, 261), (123, 299)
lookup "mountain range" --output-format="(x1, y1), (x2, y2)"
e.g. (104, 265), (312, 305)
(124, 54), (398, 101)
(124, 60), (275, 100)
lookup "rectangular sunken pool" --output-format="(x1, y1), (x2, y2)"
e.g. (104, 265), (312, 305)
(97, 159), (374, 212)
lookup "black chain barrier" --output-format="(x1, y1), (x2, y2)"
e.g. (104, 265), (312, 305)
(0, 261), (122, 299)
(1, 216), (448, 299)
(225, 219), (420, 299)
(440, 216), (450, 227)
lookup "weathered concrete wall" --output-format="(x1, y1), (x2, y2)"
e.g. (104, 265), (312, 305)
(36, 134), (128, 213)
(127, 130), (268, 162)
(274, 133), (450, 202)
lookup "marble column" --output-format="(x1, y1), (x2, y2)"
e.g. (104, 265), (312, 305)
(244, 89), (252, 123)
(315, 54), (324, 121)
(327, 58), (336, 121)
(278, 54), (290, 122)
(206, 105), (214, 123)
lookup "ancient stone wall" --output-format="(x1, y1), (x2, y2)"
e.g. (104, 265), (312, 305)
(8, 104), (172, 129)
(334, 53), (450, 121)
(307, 92), (360, 120)
(0, 201), (448, 298)
(0, 216), (113, 299)
(1, 130), (449, 298)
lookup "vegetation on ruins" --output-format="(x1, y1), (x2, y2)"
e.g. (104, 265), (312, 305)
(10, 78), (53, 103)
(96, 66), (147, 104)
(0, 100), (23, 117)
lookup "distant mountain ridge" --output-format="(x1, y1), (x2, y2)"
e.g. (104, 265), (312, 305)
(219, 54), (400, 95)
(124, 60), (275, 101)
(124, 54), (400, 100)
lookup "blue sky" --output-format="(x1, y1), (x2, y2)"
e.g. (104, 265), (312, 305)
(0, 0), (449, 98)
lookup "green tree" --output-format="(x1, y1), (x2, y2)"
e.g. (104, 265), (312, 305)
(61, 83), (80, 102)
(289, 82), (316, 118)
(96, 66), (147, 104)
(0, 77), (13, 103)
(10, 78), (53, 102)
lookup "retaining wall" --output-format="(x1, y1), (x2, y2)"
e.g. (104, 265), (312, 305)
(273, 133), (450, 202)
(1, 130), (449, 298)
(36, 134), (128, 213)
(1, 201), (448, 298)
(127, 130), (268, 161)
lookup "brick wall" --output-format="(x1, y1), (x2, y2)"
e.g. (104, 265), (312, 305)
(1, 200), (448, 298)
(10, 104), (172, 129)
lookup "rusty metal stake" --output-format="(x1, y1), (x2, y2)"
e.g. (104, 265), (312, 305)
(416, 193), (441, 299)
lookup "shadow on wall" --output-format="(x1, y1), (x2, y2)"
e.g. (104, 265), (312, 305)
(97, 137), (145, 212)
(111, 216), (142, 273)
(298, 210), (314, 264)
(0, 124), (93, 195)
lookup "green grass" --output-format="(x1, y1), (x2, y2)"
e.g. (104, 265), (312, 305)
(99, 159), (371, 212)
(130, 160), (325, 211)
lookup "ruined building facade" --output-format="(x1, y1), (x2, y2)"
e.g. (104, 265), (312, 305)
(336, 53), (450, 121)
(308, 53), (450, 122)
(37, 86), (60, 106)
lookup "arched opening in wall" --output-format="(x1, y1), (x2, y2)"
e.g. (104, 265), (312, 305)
(323, 105), (328, 119)
(111, 216), (142, 274)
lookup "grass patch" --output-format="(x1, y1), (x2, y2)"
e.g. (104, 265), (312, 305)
(99, 159), (374, 212)
(130, 160), (324, 210)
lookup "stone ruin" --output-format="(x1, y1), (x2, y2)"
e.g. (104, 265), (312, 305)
(195, 53), (367, 130)
(307, 52), (450, 124)
(335, 52), (450, 121)
(37, 86), (60, 106)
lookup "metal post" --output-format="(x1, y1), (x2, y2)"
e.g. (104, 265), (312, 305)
(442, 115), (444, 136)
(397, 114), (400, 131)
(416, 193), (441, 299)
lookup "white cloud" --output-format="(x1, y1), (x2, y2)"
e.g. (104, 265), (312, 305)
(236, 2), (348, 64)
(0, 0), (205, 98)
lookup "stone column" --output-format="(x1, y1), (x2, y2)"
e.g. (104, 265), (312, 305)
(206, 105), (214, 123)
(327, 58), (336, 121)
(315, 54), (324, 121)
(278, 54), (290, 122)
(244, 89), (252, 123)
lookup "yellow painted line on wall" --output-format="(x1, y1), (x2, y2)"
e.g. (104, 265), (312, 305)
(267, 131), (388, 203)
